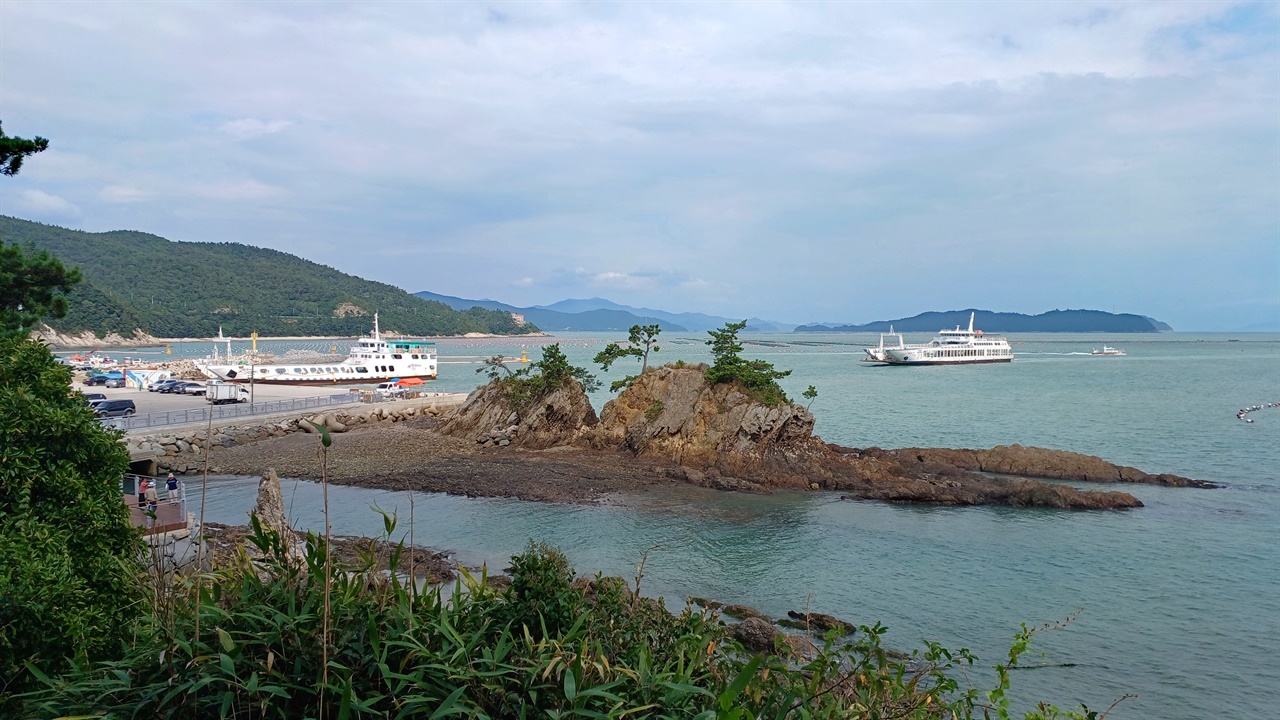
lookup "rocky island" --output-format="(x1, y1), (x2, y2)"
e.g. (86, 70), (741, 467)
(152, 356), (1213, 510)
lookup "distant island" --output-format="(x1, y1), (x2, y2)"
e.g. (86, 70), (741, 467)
(796, 309), (1173, 333)
(0, 216), (537, 339)
(414, 291), (793, 333)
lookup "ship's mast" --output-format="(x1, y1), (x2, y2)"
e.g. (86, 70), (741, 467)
(373, 312), (381, 341)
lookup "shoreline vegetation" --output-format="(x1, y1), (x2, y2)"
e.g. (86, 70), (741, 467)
(34, 324), (550, 349)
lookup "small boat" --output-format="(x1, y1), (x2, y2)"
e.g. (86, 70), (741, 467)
(1091, 346), (1126, 356)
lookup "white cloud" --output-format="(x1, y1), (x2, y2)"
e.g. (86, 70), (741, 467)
(99, 184), (150, 203)
(515, 276), (534, 287)
(15, 189), (80, 217)
(192, 179), (285, 202)
(219, 118), (293, 139)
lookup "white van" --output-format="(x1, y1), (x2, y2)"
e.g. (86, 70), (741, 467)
(374, 382), (405, 398)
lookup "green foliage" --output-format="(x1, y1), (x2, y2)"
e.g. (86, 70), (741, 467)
(0, 337), (142, 709)
(646, 400), (665, 421)
(704, 320), (792, 405)
(802, 385), (818, 409)
(19, 521), (1108, 719)
(481, 343), (600, 413)
(0, 122), (49, 177)
(0, 240), (83, 339)
(0, 215), (540, 338)
(595, 324), (662, 393)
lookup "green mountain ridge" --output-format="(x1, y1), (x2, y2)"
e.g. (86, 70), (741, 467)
(0, 216), (537, 338)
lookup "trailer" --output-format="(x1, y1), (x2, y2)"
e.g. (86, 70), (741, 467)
(206, 381), (248, 405)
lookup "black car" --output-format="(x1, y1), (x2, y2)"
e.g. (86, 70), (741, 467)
(85, 374), (111, 386)
(94, 399), (137, 417)
(82, 392), (107, 407)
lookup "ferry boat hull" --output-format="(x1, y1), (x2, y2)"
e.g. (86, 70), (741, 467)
(873, 313), (1014, 366)
(194, 314), (438, 386)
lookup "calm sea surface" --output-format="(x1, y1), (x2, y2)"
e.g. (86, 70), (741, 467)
(118, 331), (1278, 718)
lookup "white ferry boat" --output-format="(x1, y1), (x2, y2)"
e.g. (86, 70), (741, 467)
(1091, 346), (1126, 356)
(869, 313), (1013, 366)
(195, 315), (437, 386)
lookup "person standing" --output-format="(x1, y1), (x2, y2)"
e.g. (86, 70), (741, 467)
(144, 481), (158, 514)
(136, 478), (147, 509)
(165, 472), (179, 499)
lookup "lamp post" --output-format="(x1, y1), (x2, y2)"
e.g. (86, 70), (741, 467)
(249, 331), (257, 408)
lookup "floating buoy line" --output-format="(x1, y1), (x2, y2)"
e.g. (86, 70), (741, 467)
(1236, 402), (1279, 424)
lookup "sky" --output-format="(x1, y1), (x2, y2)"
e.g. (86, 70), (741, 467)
(1, 1), (1276, 331)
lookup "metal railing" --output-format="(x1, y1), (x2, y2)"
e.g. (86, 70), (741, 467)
(102, 393), (360, 431)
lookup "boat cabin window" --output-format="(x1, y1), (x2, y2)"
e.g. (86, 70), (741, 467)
(276, 369), (287, 374)
(293, 368), (304, 374)
(356, 367), (368, 373)
(392, 354), (402, 359)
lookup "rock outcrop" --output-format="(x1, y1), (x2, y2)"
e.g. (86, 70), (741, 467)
(586, 365), (1147, 509)
(590, 365), (824, 489)
(33, 324), (160, 348)
(438, 380), (598, 450)
(883, 445), (1218, 488)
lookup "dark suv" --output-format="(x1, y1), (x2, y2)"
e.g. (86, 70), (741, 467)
(94, 399), (137, 417)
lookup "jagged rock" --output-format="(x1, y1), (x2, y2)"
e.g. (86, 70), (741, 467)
(438, 380), (598, 449)
(721, 604), (770, 621)
(732, 617), (786, 654)
(251, 469), (297, 545)
(888, 445), (1218, 488)
(786, 610), (857, 635)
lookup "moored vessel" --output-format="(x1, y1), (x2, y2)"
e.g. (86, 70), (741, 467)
(195, 314), (437, 386)
(872, 313), (1013, 366)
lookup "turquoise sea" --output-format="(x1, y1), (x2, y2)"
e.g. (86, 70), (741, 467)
(125, 331), (1278, 718)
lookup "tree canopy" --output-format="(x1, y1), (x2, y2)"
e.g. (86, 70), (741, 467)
(0, 122), (49, 177)
(704, 320), (792, 405)
(0, 241), (82, 340)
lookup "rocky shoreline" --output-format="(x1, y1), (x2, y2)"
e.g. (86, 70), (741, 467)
(130, 364), (1216, 510)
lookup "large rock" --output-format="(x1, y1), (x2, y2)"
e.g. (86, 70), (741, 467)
(438, 379), (598, 449)
(591, 365), (821, 488)
(251, 469), (297, 548)
(883, 445), (1217, 488)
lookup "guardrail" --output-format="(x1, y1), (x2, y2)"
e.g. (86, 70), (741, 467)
(102, 393), (360, 432)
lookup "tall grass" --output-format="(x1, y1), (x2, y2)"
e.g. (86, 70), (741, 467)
(22, 525), (1115, 719)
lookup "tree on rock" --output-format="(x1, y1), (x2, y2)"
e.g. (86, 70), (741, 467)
(480, 343), (600, 412)
(704, 320), (792, 405)
(594, 324), (662, 392)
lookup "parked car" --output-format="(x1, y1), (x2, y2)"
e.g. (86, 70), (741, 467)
(81, 392), (107, 407)
(158, 380), (188, 393)
(85, 374), (110, 386)
(104, 376), (126, 388)
(173, 381), (206, 395)
(148, 378), (178, 392)
(94, 399), (137, 417)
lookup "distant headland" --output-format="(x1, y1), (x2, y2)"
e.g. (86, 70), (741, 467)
(796, 309), (1172, 333)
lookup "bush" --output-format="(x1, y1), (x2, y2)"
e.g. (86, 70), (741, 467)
(20, 519), (1109, 719)
(705, 321), (793, 405)
(0, 337), (142, 709)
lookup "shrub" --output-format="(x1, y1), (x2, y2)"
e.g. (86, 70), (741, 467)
(0, 337), (142, 710)
(705, 320), (793, 405)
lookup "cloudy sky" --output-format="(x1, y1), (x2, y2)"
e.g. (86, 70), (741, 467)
(1, 1), (1276, 330)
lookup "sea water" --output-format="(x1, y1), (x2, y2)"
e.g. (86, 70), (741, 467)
(161, 332), (1278, 719)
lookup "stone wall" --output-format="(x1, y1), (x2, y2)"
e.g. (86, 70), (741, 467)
(127, 400), (457, 475)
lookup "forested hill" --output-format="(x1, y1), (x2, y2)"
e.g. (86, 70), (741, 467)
(796, 309), (1171, 333)
(0, 216), (536, 338)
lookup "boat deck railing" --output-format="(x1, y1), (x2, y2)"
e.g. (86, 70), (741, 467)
(122, 474), (188, 536)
